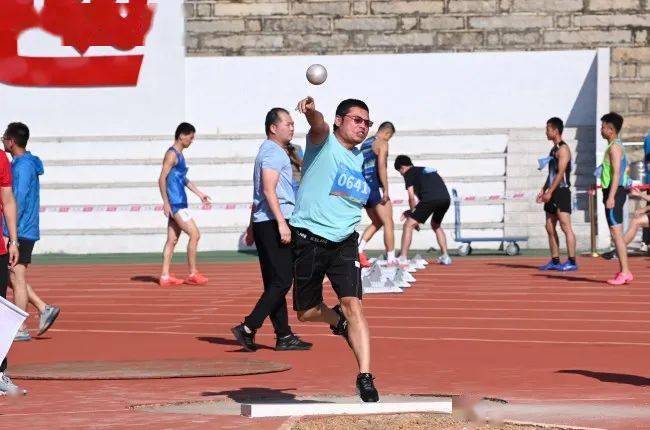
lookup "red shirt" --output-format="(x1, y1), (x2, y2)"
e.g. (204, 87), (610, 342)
(0, 153), (13, 255)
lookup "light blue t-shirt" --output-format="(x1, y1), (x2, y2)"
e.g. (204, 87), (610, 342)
(252, 140), (295, 223)
(290, 133), (369, 242)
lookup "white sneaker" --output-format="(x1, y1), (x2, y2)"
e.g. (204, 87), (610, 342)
(437, 255), (452, 265)
(14, 329), (31, 342)
(0, 373), (27, 396)
(386, 258), (406, 268)
(413, 254), (429, 266)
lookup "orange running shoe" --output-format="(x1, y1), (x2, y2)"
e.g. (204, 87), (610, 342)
(185, 272), (209, 285)
(358, 252), (371, 268)
(159, 274), (184, 287)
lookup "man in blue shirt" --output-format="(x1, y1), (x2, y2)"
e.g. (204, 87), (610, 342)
(2, 122), (59, 342)
(0, 123), (21, 396)
(290, 96), (379, 403)
(231, 108), (311, 352)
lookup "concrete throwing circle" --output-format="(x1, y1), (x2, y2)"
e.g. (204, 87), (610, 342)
(10, 358), (291, 380)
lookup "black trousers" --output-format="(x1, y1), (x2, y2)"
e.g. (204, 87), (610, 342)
(244, 220), (292, 338)
(0, 253), (9, 373)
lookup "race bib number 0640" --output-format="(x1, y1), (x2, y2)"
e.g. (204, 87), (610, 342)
(330, 166), (370, 205)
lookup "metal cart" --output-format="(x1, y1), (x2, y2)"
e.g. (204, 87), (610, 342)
(451, 189), (528, 256)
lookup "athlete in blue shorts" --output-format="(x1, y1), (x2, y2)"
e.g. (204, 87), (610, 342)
(158, 122), (211, 287)
(357, 122), (397, 267)
(598, 113), (632, 285)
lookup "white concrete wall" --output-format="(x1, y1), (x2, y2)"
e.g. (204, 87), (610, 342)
(0, 1), (605, 253)
(33, 132), (510, 252)
(186, 50), (598, 135)
(0, 0), (186, 137)
(28, 128), (596, 254)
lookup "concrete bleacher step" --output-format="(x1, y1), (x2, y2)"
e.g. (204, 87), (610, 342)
(40, 184), (509, 205)
(39, 224), (507, 253)
(45, 152), (507, 167)
(41, 162), (506, 185)
(41, 176), (506, 191)
(25, 128), (598, 253)
(40, 206), (506, 230)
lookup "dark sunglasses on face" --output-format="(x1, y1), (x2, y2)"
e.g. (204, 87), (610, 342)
(344, 115), (373, 128)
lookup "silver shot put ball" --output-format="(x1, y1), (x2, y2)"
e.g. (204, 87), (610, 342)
(306, 64), (327, 85)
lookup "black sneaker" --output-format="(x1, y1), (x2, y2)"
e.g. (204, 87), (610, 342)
(230, 323), (257, 352)
(329, 305), (350, 345)
(356, 373), (379, 402)
(275, 334), (313, 351)
(600, 250), (617, 260)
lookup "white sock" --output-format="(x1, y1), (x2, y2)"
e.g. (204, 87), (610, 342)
(387, 250), (396, 261)
(398, 254), (407, 262)
(358, 239), (367, 253)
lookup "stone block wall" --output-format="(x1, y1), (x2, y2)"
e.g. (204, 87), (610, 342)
(185, 0), (650, 140)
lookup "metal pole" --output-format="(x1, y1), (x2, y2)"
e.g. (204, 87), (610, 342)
(589, 186), (598, 257)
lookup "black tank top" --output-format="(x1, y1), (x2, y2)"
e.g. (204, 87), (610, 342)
(547, 141), (571, 188)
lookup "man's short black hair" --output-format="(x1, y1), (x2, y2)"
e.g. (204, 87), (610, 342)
(4, 122), (29, 148)
(600, 112), (624, 134)
(175, 122), (196, 140)
(394, 154), (413, 170)
(265, 107), (290, 136)
(546, 117), (564, 135)
(378, 121), (395, 134)
(334, 99), (369, 131)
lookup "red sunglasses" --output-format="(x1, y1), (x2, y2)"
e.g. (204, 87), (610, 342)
(344, 115), (373, 128)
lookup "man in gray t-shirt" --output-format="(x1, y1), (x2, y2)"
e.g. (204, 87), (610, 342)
(231, 108), (311, 352)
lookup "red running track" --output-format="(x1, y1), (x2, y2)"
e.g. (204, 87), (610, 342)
(2, 256), (650, 429)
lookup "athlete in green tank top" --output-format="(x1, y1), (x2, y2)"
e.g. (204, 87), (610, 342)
(599, 112), (632, 285)
(600, 138), (628, 189)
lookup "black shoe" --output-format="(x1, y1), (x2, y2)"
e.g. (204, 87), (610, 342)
(230, 323), (257, 352)
(356, 373), (379, 402)
(329, 305), (350, 345)
(600, 250), (617, 260)
(275, 334), (313, 351)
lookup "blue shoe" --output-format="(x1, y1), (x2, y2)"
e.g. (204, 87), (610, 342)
(539, 260), (563, 271)
(560, 261), (578, 272)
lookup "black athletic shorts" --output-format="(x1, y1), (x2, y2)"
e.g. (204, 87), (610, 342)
(544, 187), (572, 214)
(291, 227), (362, 312)
(18, 239), (35, 265)
(602, 186), (627, 227)
(407, 199), (450, 225)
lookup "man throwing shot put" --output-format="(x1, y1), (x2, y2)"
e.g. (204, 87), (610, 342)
(290, 96), (379, 402)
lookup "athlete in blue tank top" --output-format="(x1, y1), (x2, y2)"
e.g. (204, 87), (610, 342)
(166, 146), (189, 214)
(290, 96), (379, 403)
(158, 122), (211, 287)
(357, 123), (397, 267)
(360, 137), (379, 192)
